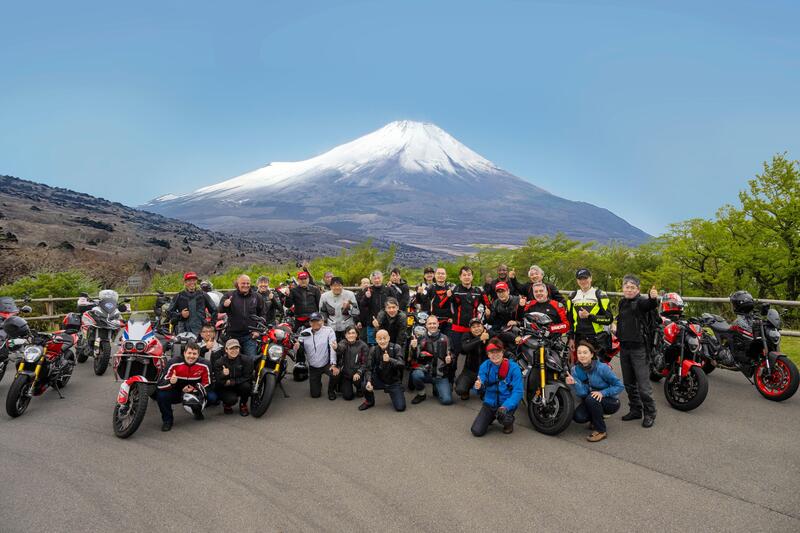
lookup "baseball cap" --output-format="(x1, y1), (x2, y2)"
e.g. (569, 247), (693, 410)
(486, 343), (504, 352)
(184, 271), (198, 281)
(225, 338), (240, 349)
(469, 317), (483, 326)
(309, 312), (323, 321)
(297, 271), (309, 280)
(495, 281), (509, 292)
(576, 268), (591, 279)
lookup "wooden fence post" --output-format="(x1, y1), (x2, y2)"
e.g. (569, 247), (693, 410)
(45, 295), (54, 317)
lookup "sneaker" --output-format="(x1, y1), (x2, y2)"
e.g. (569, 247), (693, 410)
(161, 421), (173, 432)
(621, 412), (642, 421)
(642, 415), (655, 428)
(587, 431), (607, 442)
(239, 403), (250, 417)
(502, 424), (514, 434)
(358, 401), (373, 411)
(411, 393), (427, 404)
(223, 404), (233, 415)
(328, 392), (337, 401)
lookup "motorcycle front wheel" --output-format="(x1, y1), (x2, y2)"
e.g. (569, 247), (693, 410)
(93, 339), (111, 376)
(113, 383), (150, 438)
(251, 373), (278, 418)
(6, 374), (33, 417)
(664, 366), (708, 411)
(755, 356), (799, 402)
(527, 386), (574, 436)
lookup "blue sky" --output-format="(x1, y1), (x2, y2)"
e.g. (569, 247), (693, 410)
(1, 0), (798, 235)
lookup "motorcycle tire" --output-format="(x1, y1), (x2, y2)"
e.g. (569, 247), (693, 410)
(113, 382), (150, 439)
(251, 373), (278, 418)
(664, 366), (708, 411)
(527, 386), (574, 436)
(94, 340), (111, 376)
(755, 355), (799, 402)
(6, 374), (33, 418)
(77, 340), (89, 363)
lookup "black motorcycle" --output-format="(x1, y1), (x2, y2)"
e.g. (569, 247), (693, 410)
(0, 299), (32, 384)
(513, 312), (575, 436)
(699, 299), (798, 402)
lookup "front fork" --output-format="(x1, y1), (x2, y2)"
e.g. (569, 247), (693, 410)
(16, 362), (42, 395)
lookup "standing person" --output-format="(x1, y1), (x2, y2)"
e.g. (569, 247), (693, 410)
(359, 329), (406, 412)
(566, 269), (613, 356)
(424, 267), (454, 335)
(566, 341), (624, 441)
(256, 276), (284, 325)
(294, 312), (339, 400)
(286, 271), (322, 331)
(167, 272), (218, 336)
(358, 271), (392, 345)
(322, 271), (334, 292)
(412, 267), (435, 311)
(616, 275), (659, 428)
(387, 267), (411, 311)
(218, 275), (264, 359)
(373, 298), (408, 347)
(213, 339), (254, 416)
(408, 315), (453, 405)
(471, 339), (523, 436)
(335, 326), (369, 401)
(156, 342), (211, 432)
(455, 318), (489, 400)
(486, 264), (520, 301)
(519, 265), (565, 304)
(441, 266), (484, 358)
(319, 277), (359, 341)
(355, 277), (372, 341)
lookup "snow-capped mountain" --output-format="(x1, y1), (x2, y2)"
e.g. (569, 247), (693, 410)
(144, 120), (649, 249)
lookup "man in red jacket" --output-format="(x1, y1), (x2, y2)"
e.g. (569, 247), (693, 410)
(440, 266), (483, 370)
(156, 342), (211, 432)
(523, 282), (569, 336)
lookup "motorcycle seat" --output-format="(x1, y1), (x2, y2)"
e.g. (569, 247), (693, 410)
(709, 320), (731, 333)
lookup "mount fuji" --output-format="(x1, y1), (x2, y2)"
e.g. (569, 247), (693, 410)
(144, 121), (649, 252)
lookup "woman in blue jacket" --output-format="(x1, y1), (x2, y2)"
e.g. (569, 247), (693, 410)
(471, 339), (523, 436)
(566, 341), (624, 442)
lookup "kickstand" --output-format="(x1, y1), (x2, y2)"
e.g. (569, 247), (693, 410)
(278, 381), (290, 398)
(53, 383), (65, 399)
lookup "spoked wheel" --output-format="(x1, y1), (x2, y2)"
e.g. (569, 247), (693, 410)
(6, 375), (33, 418)
(113, 383), (150, 438)
(94, 340), (111, 376)
(251, 373), (277, 418)
(755, 356), (799, 402)
(664, 366), (708, 411)
(526, 386), (574, 436)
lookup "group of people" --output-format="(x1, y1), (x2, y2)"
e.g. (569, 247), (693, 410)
(159, 265), (661, 440)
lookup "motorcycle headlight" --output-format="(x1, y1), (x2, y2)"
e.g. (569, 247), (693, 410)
(135, 341), (146, 352)
(124, 341), (135, 352)
(268, 344), (284, 361)
(767, 329), (781, 345)
(686, 336), (700, 353)
(23, 345), (43, 363)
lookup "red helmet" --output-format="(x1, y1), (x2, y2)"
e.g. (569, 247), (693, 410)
(660, 292), (685, 315)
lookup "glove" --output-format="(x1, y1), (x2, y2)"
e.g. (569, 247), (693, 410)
(496, 406), (508, 423)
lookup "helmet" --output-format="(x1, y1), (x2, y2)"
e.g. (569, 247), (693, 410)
(62, 312), (82, 332)
(182, 386), (207, 415)
(660, 293), (685, 316)
(292, 361), (309, 382)
(0, 297), (19, 318)
(730, 290), (755, 314)
(200, 280), (213, 292)
(3, 316), (31, 338)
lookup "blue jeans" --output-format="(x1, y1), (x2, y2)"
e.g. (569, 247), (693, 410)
(366, 326), (377, 346)
(573, 395), (620, 433)
(233, 334), (258, 358)
(410, 369), (453, 405)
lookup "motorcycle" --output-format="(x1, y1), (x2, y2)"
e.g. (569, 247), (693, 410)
(649, 316), (709, 411)
(249, 316), (297, 418)
(513, 311), (575, 435)
(698, 293), (798, 402)
(0, 298), (32, 384)
(5, 317), (78, 417)
(112, 312), (167, 438)
(79, 290), (128, 375)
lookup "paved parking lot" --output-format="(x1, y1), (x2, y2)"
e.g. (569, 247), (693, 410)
(0, 360), (798, 532)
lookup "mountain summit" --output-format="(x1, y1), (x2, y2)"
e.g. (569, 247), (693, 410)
(145, 121), (648, 250)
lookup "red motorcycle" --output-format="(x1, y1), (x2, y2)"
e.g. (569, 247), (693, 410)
(5, 313), (80, 417)
(112, 312), (167, 438)
(649, 293), (709, 411)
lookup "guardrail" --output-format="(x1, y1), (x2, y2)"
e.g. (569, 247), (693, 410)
(11, 290), (800, 336)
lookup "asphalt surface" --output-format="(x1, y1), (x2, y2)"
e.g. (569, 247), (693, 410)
(0, 357), (798, 533)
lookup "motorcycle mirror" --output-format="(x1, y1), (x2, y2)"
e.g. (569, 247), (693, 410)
(117, 303), (128, 312)
(20, 305), (32, 313)
(156, 290), (164, 296)
(23, 295), (32, 303)
(123, 297), (131, 303)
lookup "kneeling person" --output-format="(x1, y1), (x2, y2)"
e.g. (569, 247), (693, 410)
(360, 329), (406, 412)
(157, 342), (211, 432)
(566, 341), (623, 442)
(335, 326), (369, 401)
(471, 339), (523, 436)
(408, 315), (453, 405)
(213, 338), (254, 416)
